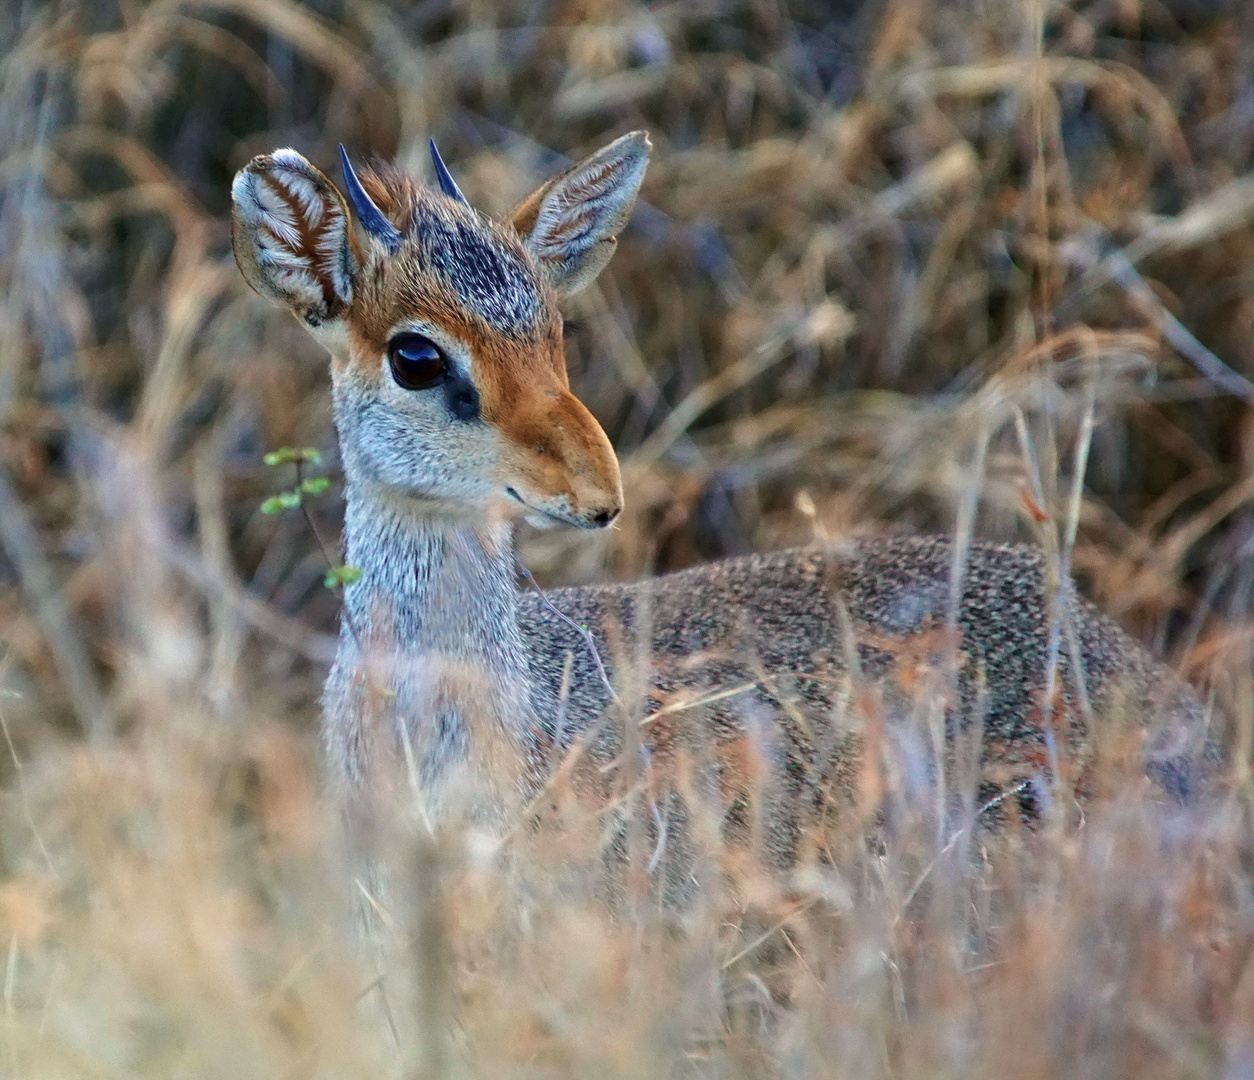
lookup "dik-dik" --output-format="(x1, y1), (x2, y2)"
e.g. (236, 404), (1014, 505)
(230, 132), (1204, 868)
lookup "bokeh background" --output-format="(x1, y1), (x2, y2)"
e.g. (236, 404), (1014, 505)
(2, 0), (1254, 1076)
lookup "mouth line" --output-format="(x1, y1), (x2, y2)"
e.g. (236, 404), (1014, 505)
(504, 486), (585, 528)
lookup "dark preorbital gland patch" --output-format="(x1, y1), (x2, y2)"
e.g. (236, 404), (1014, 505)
(443, 367), (481, 423)
(412, 202), (541, 333)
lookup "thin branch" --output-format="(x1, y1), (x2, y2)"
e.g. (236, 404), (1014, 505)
(514, 555), (622, 712)
(1104, 248), (1254, 405)
(295, 461), (364, 649)
(0, 654), (58, 879)
(0, 466), (112, 743)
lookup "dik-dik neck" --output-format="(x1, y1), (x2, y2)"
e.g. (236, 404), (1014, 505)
(328, 480), (539, 814)
(340, 483), (525, 673)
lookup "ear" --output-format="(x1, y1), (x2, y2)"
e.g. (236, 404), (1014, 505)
(230, 149), (357, 328)
(509, 131), (650, 296)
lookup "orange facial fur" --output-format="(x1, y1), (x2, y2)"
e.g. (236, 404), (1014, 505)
(339, 162), (621, 521)
(231, 137), (648, 526)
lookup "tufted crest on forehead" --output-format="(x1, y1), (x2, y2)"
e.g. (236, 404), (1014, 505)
(350, 160), (546, 336)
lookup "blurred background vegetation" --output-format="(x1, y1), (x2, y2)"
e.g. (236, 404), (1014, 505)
(1, 0), (1254, 1076)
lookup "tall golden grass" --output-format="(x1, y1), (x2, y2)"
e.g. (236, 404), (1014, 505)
(1, 0), (1253, 1075)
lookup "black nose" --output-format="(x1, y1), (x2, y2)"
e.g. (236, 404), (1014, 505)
(590, 507), (620, 528)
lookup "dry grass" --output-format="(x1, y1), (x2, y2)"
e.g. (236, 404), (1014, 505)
(1, 0), (1254, 1075)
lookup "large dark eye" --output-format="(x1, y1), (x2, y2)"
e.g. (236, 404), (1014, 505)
(387, 333), (447, 390)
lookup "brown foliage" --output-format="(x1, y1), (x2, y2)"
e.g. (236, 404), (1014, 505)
(0, 0), (1252, 1075)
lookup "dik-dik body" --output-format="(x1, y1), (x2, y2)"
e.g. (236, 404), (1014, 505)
(230, 133), (1203, 864)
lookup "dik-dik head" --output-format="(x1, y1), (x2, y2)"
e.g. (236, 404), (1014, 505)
(230, 133), (650, 529)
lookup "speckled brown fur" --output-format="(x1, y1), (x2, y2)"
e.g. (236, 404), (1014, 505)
(520, 535), (1206, 872)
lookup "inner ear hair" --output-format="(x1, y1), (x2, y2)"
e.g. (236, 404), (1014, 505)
(509, 131), (651, 296)
(230, 149), (357, 325)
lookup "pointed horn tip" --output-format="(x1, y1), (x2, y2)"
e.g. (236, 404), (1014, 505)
(429, 138), (469, 206)
(337, 143), (361, 189)
(337, 143), (402, 253)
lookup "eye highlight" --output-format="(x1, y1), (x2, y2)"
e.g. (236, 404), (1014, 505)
(387, 333), (447, 390)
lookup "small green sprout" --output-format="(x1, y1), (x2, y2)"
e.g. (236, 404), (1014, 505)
(324, 565), (362, 589)
(260, 489), (303, 514)
(263, 446), (322, 467)
(261, 446), (362, 640)
(260, 448), (331, 515)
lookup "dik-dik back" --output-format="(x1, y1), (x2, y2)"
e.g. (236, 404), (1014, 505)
(523, 536), (1204, 863)
(229, 132), (1209, 859)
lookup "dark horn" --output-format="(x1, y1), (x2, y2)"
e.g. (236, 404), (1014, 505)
(338, 145), (401, 253)
(429, 138), (468, 206)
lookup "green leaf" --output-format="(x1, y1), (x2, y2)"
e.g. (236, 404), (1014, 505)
(261, 489), (302, 514)
(300, 476), (331, 497)
(263, 446), (323, 467)
(324, 564), (362, 589)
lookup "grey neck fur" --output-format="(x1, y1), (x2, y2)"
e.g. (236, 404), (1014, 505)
(340, 489), (524, 675)
(325, 455), (537, 817)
